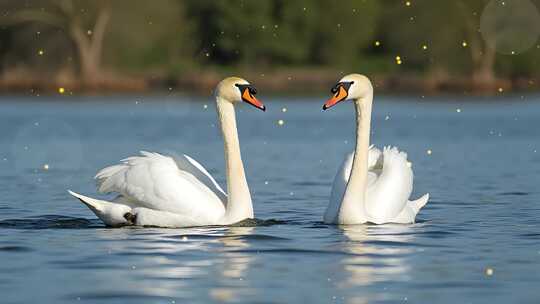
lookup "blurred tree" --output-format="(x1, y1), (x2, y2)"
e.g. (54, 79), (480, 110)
(309, 0), (380, 66)
(105, 0), (193, 75)
(263, 0), (319, 64)
(382, 0), (505, 86)
(184, 0), (380, 67)
(184, 0), (274, 65)
(457, 0), (496, 86)
(1, 0), (110, 84)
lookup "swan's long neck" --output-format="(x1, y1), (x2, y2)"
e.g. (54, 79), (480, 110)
(216, 96), (253, 223)
(337, 93), (373, 224)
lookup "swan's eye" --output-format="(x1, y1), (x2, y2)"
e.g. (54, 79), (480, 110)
(331, 84), (340, 94)
(235, 84), (250, 95)
(332, 81), (354, 94)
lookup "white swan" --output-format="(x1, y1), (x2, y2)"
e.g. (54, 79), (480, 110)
(322, 74), (429, 225)
(69, 77), (266, 227)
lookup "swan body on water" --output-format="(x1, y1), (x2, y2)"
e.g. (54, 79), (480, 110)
(322, 74), (429, 225)
(69, 77), (265, 227)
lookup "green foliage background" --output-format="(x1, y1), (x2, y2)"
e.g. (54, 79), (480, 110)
(1, 0), (540, 84)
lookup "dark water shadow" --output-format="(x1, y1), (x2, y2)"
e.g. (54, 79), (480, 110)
(498, 191), (530, 196)
(0, 245), (33, 252)
(0, 215), (101, 229)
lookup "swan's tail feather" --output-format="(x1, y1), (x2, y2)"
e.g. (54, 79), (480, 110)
(68, 190), (132, 227)
(69, 190), (106, 212)
(410, 193), (429, 214)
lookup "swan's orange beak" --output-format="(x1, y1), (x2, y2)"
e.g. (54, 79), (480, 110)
(241, 88), (265, 111)
(323, 85), (348, 110)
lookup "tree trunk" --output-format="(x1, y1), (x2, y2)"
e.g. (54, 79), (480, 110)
(69, 6), (110, 85)
(457, 0), (496, 89)
(472, 45), (496, 86)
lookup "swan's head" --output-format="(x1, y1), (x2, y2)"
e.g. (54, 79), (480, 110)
(323, 74), (373, 110)
(215, 77), (265, 111)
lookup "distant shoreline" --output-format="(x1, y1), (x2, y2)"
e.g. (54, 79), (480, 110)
(0, 68), (537, 96)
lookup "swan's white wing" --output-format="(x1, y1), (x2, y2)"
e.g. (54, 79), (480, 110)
(365, 146), (413, 223)
(323, 147), (382, 223)
(95, 151), (225, 223)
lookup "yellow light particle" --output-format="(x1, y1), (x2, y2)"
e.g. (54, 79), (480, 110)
(498, 87), (504, 93)
(277, 119), (285, 126)
(58, 87), (65, 94)
(405, 1), (411, 6)
(396, 56), (401, 60)
(281, 107), (287, 113)
(43, 164), (49, 170)
(426, 149), (432, 155)
(422, 44), (428, 50)
(462, 41), (468, 47)
(38, 49), (44, 56)
(485, 268), (494, 276)
(456, 108), (461, 113)
(375, 41), (381, 46)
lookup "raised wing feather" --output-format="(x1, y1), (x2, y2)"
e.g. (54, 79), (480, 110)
(365, 146), (413, 223)
(172, 154), (227, 203)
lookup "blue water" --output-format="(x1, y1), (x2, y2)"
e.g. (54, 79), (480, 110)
(1, 94), (539, 303)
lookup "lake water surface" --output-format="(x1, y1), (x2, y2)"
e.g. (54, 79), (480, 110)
(0, 94), (539, 303)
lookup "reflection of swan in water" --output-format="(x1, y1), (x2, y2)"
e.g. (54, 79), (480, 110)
(75, 225), (259, 302)
(209, 226), (256, 302)
(88, 227), (256, 301)
(79, 228), (217, 299)
(338, 225), (414, 289)
(217, 226), (255, 278)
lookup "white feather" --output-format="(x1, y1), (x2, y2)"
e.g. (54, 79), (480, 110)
(326, 145), (428, 224)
